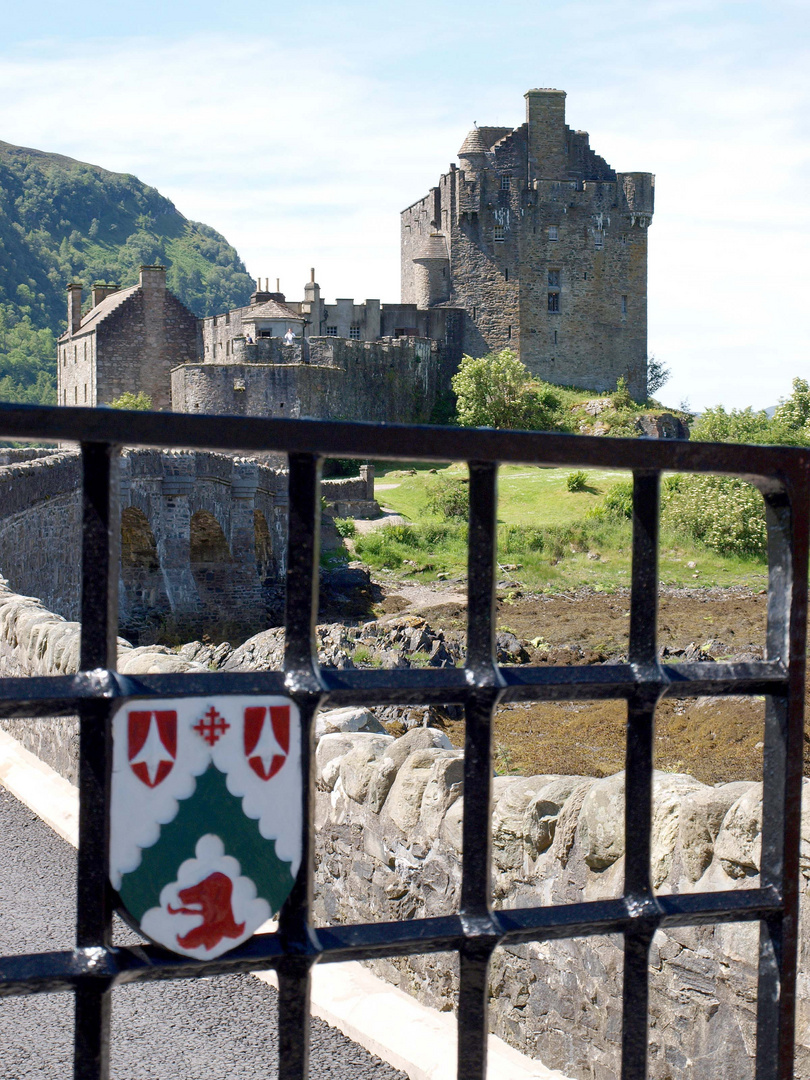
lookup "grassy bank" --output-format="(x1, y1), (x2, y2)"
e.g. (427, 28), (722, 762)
(353, 463), (767, 592)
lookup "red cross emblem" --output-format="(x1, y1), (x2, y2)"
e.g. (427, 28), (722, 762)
(128, 710), (177, 787)
(243, 705), (290, 780)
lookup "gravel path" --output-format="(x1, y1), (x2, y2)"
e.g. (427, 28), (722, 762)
(0, 787), (406, 1079)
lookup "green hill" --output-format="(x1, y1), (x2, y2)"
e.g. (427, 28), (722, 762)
(0, 140), (255, 404)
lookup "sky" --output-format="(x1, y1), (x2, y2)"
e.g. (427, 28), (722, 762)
(1, 0), (808, 411)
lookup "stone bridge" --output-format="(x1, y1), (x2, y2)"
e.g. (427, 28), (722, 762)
(0, 447), (374, 641)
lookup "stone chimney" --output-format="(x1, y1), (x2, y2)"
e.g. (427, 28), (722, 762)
(525, 88), (567, 180)
(139, 264), (167, 292)
(91, 283), (117, 308)
(67, 283), (83, 334)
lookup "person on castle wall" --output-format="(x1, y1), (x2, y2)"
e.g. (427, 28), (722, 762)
(283, 328), (296, 346)
(245, 334), (254, 344)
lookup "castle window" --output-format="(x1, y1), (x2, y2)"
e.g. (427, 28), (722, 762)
(548, 225), (558, 241)
(548, 292), (560, 313)
(622, 295), (628, 317)
(472, 306), (477, 321)
(504, 268), (509, 282)
(234, 378), (246, 392)
(74, 386), (77, 403)
(507, 326), (512, 341)
(494, 226), (505, 242)
(548, 269), (561, 288)
(501, 175), (511, 191)
(349, 325), (361, 340)
(595, 230), (604, 248)
(326, 326), (338, 337)
(554, 330), (558, 345)
(621, 234), (628, 245)
(84, 384), (87, 402)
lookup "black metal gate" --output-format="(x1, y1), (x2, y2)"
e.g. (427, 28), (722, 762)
(0, 403), (806, 1080)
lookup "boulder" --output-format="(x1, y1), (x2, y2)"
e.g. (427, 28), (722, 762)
(385, 748), (458, 833)
(420, 752), (464, 834)
(525, 776), (588, 858)
(650, 773), (705, 887)
(579, 773), (626, 869)
(316, 706), (386, 738)
(339, 735), (396, 804)
(316, 731), (391, 792)
(714, 785), (763, 879)
(492, 775), (562, 871)
(679, 781), (755, 883)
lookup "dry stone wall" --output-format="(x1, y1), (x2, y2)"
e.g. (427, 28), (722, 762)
(1, 580), (808, 1079)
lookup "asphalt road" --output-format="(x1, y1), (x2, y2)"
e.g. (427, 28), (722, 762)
(0, 787), (407, 1079)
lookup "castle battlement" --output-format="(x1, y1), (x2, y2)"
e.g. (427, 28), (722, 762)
(401, 88), (654, 399)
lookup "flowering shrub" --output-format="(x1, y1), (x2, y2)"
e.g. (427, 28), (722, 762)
(661, 475), (766, 559)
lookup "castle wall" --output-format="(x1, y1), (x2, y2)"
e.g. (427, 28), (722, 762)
(95, 288), (199, 410)
(172, 336), (440, 425)
(0, 451), (83, 619)
(401, 91), (654, 401)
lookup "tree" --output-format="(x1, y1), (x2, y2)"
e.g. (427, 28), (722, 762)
(451, 349), (560, 430)
(110, 391), (152, 410)
(646, 355), (670, 396)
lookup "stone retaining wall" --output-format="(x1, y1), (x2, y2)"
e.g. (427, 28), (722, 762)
(0, 580), (807, 1079)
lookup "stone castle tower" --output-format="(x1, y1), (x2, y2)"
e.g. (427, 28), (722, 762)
(401, 89), (655, 399)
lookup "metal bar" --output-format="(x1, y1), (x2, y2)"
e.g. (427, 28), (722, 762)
(74, 443), (119, 1080)
(277, 961), (312, 1080)
(621, 471), (660, 1080)
(458, 462), (502, 1080)
(0, 660), (789, 719)
(756, 481), (808, 1080)
(0, 403), (802, 480)
(279, 452), (324, 1080)
(0, 885), (785, 998)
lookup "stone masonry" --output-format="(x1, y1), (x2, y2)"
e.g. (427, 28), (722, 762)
(0, 447), (376, 638)
(401, 89), (655, 400)
(58, 266), (199, 410)
(1, 581), (810, 1080)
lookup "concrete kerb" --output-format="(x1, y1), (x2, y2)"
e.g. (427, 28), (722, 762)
(0, 728), (570, 1080)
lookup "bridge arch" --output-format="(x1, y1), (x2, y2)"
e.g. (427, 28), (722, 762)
(254, 509), (273, 582)
(190, 510), (233, 566)
(120, 506), (170, 639)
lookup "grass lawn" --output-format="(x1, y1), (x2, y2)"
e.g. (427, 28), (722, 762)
(362, 462), (768, 592)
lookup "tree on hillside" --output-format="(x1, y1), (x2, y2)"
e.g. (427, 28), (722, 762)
(691, 380), (810, 447)
(451, 349), (561, 430)
(646, 355), (670, 396)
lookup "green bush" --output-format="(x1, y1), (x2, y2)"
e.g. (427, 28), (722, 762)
(333, 518), (356, 538)
(110, 390), (152, 410)
(600, 479), (634, 519)
(566, 470), (587, 492)
(661, 475), (767, 559)
(426, 476), (469, 519)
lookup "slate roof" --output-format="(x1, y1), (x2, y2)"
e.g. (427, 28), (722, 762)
(242, 299), (305, 322)
(458, 126), (512, 156)
(413, 233), (449, 262)
(57, 285), (139, 341)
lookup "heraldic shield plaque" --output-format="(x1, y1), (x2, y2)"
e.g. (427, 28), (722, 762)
(109, 696), (302, 959)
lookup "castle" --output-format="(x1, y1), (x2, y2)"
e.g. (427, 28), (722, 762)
(57, 88), (654, 418)
(403, 88), (654, 399)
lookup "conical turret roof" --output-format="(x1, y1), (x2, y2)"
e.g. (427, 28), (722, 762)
(413, 233), (449, 263)
(458, 128), (490, 156)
